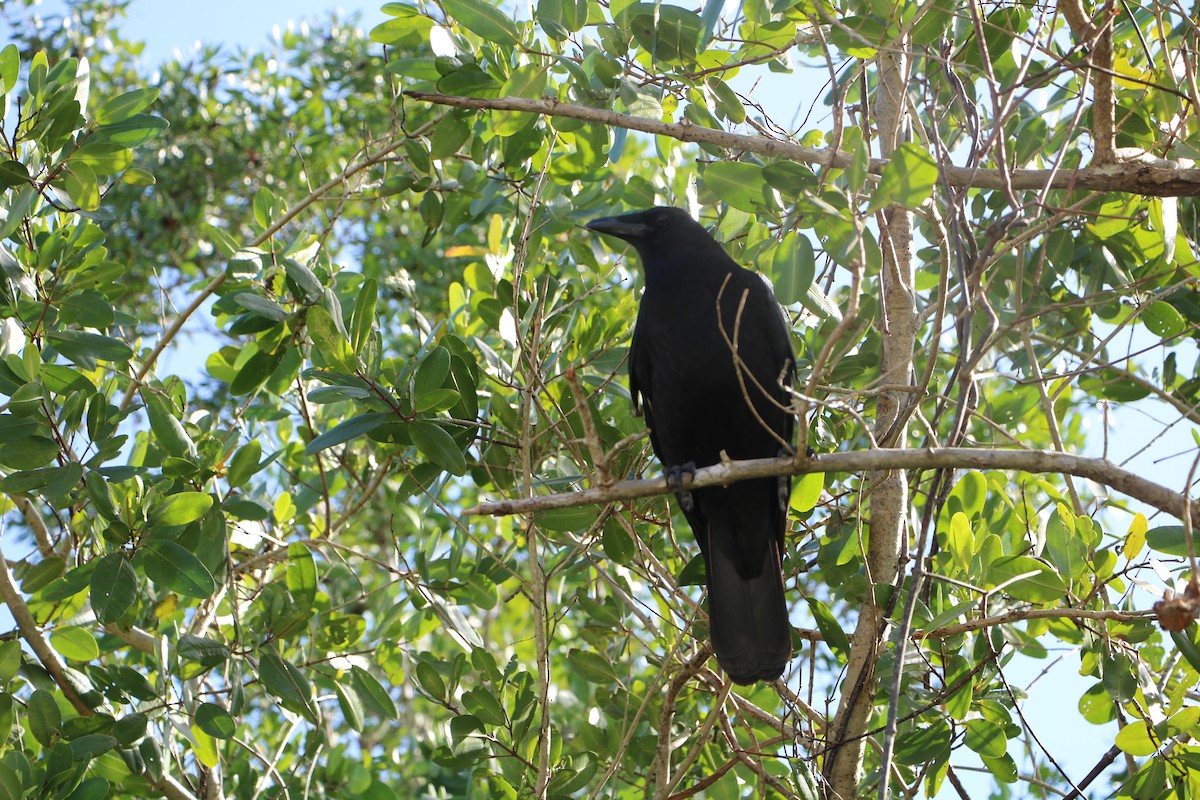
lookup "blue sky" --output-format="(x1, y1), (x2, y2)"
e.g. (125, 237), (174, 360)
(37, 1), (385, 63)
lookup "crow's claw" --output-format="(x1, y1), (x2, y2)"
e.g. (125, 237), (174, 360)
(665, 462), (697, 512)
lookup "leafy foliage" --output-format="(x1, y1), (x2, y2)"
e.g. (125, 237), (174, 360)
(0, 0), (1197, 799)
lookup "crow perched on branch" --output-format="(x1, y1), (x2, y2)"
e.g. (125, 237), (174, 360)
(586, 207), (795, 685)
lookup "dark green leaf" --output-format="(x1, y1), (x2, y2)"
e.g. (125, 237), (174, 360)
(0, 440), (61, 472)
(140, 540), (217, 599)
(0, 160), (30, 188)
(68, 734), (116, 761)
(28, 689), (60, 746)
(90, 553), (137, 624)
(1145, 525), (1191, 556)
(143, 392), (196, 458)
(195, 703), (236, 739)
(805, 598), (850, 661)
(20, 556), (66, 594)
(45, 330), (133, 364)
(259, 652), (318, 724)
(409, 420), (467, 474)
(462, 687), (507, 726)
(350, 666), (398, 720)
(306, 412), (389, 455)
(177, 635), (229, 667)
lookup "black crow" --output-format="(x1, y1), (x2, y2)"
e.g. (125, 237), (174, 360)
(586, 206), (795, 684)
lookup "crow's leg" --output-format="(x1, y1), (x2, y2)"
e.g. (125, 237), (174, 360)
(664, 462), (697, 512)
(777, 447), (792, 509)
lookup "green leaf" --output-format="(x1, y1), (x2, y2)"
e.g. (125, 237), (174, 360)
(90, 552), (137, 624)
(494, 66), (547, 136)
(143, 393), (196, 458)
(892, 723), (951, 766)
(68, 734), (117, 761)
(71, 142), (133, 175)
(537, 0), (586, 39)
(306, 305), (355, 372)
(50, 626), (98, 663)
(149, 492), (213, 526)
(0, 160), (30, 188)
(370, 5), (435, 47)
(59, 291), (116, 329)
(1145, 525), (1192, 556)
(350, 665), (398, 720)
(414, 661), (447, 701)
(350, 278), (378, 356)
(1143, 300), (1186, 339)
(413, 346), (451, 399)
(229, 345), (286, 396)
(305, 412), (389, 455)
(140, 540), (217, 599)
(1115, 719), (1158, 757)
(980, 752), (1018, 784)
(618, 4), (703, 65)
(805, 598), (850, 660)
(94, 114), (169, 148)
(28, 689), (61, 746)
(409, 420), (467, 474)
(948, 470), (986, 518)
(46, 330), (133, 364)
(868, 142), (938, 211)
(964, 718), (1007, 757)
(770, 233), (815, 306)
(259, 652), (318, 723)
(177, 635), (229, 667)
(677, 553), (706, 586)
(65, 777), (110, 800)
(700, 162), (764, 213)
(286, 542), (317, 606)
(443, 0), (520, 45)
(282, 258), (323, 302)
(0, 44), (18, 94)
(233, 292), (288, 322)
(95, 88), (159, 124)
(20, 556), (66, 594)
(0, 438), (60, 471)
(226, 440), (262, 489)
(987, 556), (1067, 603)
(195, 703), (236, 739)
(462, 687), (507, 726)
(334, 679), (365, 733)
(790, 471), (823, 513)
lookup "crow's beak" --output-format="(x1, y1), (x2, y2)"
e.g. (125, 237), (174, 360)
(585, 215), (650, 242)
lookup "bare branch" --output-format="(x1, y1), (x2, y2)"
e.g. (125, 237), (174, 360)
(404, 92), (1200, 197)
(466, 446), (1200, 527)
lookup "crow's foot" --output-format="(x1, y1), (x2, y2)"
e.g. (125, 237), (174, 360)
(665, 462), (697, 512)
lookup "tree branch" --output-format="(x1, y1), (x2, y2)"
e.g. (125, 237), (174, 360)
(465, 447), (1200, 527)
(404, 92), (1200, 197)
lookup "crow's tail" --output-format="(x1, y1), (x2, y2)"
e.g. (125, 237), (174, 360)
(705, 533), (791, 685)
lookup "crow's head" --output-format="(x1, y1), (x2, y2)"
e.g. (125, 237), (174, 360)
(585, 207), (727, 279)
